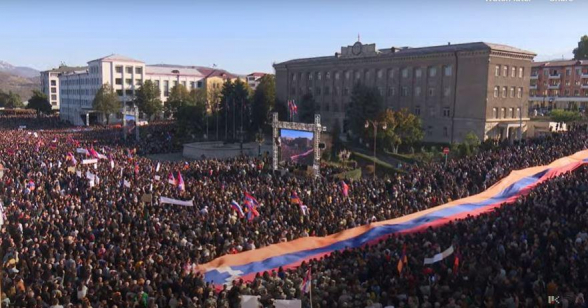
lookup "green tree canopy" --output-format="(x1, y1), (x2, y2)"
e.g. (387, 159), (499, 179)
(573, 35), (588, 60)
(6, 91), (24, 109)
(0, 90), (8, 108)
(167, 84), (192, 116)
(92, 83), (120, 124)
(26, 90), (51, 117)
(346, 83), (384, 136)
(298, 93), (318, 123)
(135, 80), (162, 120)
(550, 109), (582, 123)
(376, 108), (423, 153)
(251, 75), (275, 132)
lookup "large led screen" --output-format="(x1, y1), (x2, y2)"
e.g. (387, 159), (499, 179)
(279, 129), (314, 165)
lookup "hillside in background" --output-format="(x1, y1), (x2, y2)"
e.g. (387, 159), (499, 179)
(0, 71), (40, 101)
(0, 61), (40, 101)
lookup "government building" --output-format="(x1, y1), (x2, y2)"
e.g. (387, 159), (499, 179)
(274, 41), (536, 143)
(42, 54), (242, 126)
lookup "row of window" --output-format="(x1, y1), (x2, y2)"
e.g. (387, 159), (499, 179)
(61, 78), (101, 86)
(426, 126), (450, 138)
(530, 89), (588, 97)
(62, 98), (92, 108)
(292, 65), (453, 83)
(493, 86), (524, 99)
(494, 65), (525, 78)
(532, 67), (588, 77)
(492, 107), (521, 119)
(531, 80), (588, 87)
(292, 85), (452, 98)
(414, 106), (452, 118)
(61, 88), (96, 96)
(115, 66), (143, 75)
(89, 66), (100, 75)
(115, 78), (143, 86)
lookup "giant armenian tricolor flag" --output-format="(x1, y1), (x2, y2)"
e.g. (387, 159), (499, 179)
(198, 149), (588, 287)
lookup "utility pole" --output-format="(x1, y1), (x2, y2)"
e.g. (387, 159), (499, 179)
(122, 104), (127, 141)
(365, 120), (387, 179)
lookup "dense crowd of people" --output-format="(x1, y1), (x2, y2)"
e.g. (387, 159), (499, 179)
(0, 113), (587, 307)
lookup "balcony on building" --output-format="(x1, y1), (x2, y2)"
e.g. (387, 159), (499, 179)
(582, 73), (588, 79)
(547, 84), (560, 89)
(530, 84), (538, 89)
(548, 73), (561, 79)
(530, 73), (539, 80)
(582, 84), (588, 89)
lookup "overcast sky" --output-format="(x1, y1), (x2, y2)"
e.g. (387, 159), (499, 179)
(0, 0), (585, 74)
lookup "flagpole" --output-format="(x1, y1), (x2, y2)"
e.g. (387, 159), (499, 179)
(309, 280), (313, 308)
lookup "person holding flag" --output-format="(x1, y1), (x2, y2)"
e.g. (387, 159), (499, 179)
(243, 200), (259, 221)
(230, 200), (245, 218)
(167, 173), (176, 185)
(177, 172), (185, 191)
(340, 180), (349, 197)
(244, 192), (259, 207)
(290, 191), (301, 204)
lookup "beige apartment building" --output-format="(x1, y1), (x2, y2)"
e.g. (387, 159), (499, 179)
(274, 41), (536, 143)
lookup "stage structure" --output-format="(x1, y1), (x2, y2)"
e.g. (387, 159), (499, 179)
(272, 112), (326, 176)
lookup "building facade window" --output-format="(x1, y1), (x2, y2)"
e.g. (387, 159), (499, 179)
(115, 78), (122, 85)
(511, 67), (516, 77)
(125, 79), (132, 85)
(443, 107), (450, 117)
(519, 67), (524, 78)
(402, 68), (409, 78)
(492, 107), (498, 118)
(326, 72), (331, 80)
(388, 87), (395, 96)
(402, 86), (409, 97)
(115, 66), (123, 73)
(501, 108), (506, 118)
(494, 86), (499, 98)
(317, 72), (322, 80)
(345, 71), (350, 79)
(377, 69), (383, 79)
(517, 87), (522, 98)
(428, 67), (436, 77)
(335, 72), (340, 80)
(355, 71), (360, 79)
(444, 87), (451, 97)
(495, 65), (500, 77)
(428, 88), (434, 96)
(503, 66), (508, 77)
(443, 127), (448, 137)
(415, 68), (422, 78)
(566, 68), (571, 76)
(509, 108), (514, 118)
(135, 67), (143, 74)
(415, 86), (421, 97)
(388, 69), (394, 78)
(444, 65), (452, 77)
(126, 67), (133, 74)
(510, 87), (515, 98)
(415, 106), (421, 115)
(502, 86), (507, 98)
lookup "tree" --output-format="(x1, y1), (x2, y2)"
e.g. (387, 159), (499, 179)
(0, 90), (8, 107)
(376, 108), (423, 154)
(251, 75), (275, 132)
(26, 90), (51, 117)
(135, 80), (162, 120)
(92, 84), (120, 124)
(346, 83), (384, 136)
(298, 93), (318, 123)
(458, 131), (481, 157)
(273, 99), (288, 121)
(175, 101), (207, 137)
(167, 84), (192, 117)
(573, 35), (588, 60)
(550, 109), (582, 123)
(6, 91), (24, 109)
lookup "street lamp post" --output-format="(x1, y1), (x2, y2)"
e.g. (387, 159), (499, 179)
(365, 120), (387, 179)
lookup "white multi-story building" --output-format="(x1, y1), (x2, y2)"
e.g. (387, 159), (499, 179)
(246, 72), (266, 90)
(57, 55), (214, 126)
(40, 66), (86, 110)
